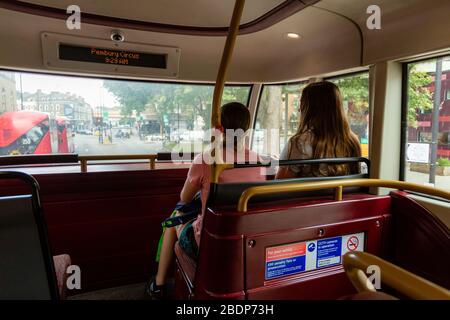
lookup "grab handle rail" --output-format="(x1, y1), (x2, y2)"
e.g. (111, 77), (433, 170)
(78, 154), (157, 172)
(212, 157), (369, 183)
(343, 251), (450, 300)
(237, 178), (450, 212)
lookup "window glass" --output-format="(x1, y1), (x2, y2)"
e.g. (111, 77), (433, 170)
(0, 71), (251, 156)
(252, 72), (370, 158)
(328, 73), (370, 157)
(253, 82), (306, 157)
(404, 56), (450, 191)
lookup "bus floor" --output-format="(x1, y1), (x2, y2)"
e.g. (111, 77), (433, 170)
(68, 279), (175, 300)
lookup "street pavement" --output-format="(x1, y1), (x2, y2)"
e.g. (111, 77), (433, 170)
(73, 133), (164, 155)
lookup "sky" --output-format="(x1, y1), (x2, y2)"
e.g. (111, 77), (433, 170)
(415, 57), (450, 73)
(15, 72), (118, 109)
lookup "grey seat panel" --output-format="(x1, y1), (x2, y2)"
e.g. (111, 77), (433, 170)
(0, 195), (52, 300)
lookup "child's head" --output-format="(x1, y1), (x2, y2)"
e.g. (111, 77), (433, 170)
(220, 102), (250, 149)
(221, 102), (250, 131)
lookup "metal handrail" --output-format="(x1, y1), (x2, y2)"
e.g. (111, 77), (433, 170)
(343, 251), (450, 300)
(211, 157), (370, 183)
(237, 178), (450, 212)
(210, 0), (245, 130)
(78, 154), (157, 172)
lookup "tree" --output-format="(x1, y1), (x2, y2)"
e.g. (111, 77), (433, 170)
(257, 86), (282, 154)
(407, 65), (433, 127)
(103, 80), (251, 138)
(331, 74), (369, 139)
(334, 69), (434, 131)
(103, 81), (153, 116)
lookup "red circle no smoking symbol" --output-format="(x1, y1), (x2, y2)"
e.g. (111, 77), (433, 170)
(347, 236), (359, 251)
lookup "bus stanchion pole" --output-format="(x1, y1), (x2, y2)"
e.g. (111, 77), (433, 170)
(210, 0), (245, 183)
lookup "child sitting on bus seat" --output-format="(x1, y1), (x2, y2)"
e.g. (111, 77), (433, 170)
(276, 81), (361, 179)
(146, 102), (266, 299)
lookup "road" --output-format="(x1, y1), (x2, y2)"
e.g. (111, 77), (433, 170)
(73, 133), (164, 155)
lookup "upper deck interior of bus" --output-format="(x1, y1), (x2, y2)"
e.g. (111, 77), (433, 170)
(0, 0), (449, 300)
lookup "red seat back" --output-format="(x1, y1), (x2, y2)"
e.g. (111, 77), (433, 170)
(176, 194), (392, 300)
(389, 191), (450, 289)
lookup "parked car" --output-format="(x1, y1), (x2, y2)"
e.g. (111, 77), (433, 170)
(77, 129), (92, 135)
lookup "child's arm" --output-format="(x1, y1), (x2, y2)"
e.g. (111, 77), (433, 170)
(180, 154), (204, 203)
(180, 179), (199, 203)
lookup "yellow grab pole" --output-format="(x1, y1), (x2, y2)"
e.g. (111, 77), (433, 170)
(210, 0), (245, 181)
(211, 0), (246, 130)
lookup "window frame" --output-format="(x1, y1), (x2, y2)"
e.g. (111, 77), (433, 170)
(400, 54), (450, 202)
(0, 68), (254, 171)
(252, 70), (371, 156)
(324, 70), (370, 83)
(0, 68), (254, 116)
(251, 79), (308, 154)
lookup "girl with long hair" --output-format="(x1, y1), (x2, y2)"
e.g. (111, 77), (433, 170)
(276, 81), (361, 179)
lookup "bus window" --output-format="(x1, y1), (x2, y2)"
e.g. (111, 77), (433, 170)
(328, 72), (370, 158)
(403, 56), (450, 191)
(253, 82), (306, 157)
(0, 70), (251, 156)
(252, 72), (369, 158)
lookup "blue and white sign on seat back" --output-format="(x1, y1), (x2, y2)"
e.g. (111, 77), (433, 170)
(265, 232), (365, 280)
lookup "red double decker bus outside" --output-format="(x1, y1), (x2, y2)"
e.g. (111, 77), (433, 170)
(55, 117), (73, 154)
(0, 111), (64, 156)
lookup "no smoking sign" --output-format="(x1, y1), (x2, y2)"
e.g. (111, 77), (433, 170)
(347, 236), (359, 251)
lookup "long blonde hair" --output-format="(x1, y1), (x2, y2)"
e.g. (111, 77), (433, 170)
(292, 81), (361, 175)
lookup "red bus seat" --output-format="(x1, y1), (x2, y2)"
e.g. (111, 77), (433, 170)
(389, 191), (450, 289)
(175, 193), (392, 300)
(175, 188), (450, 299)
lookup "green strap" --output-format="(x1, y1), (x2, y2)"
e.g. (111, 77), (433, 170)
(155, 209), (178, 262)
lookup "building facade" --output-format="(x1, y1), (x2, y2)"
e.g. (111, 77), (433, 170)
(408, 68), (450, 159)
(22, 90), (94, 131)
(0, 71), (17, 114)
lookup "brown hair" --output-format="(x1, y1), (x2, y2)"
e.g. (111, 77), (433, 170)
(292, 81), (361, 175)
(221, 102), (250, 149)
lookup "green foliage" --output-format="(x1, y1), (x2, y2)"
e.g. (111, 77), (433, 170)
(103, 81), (250, 133)
(331, 73), (370, 127)
(103, 81), (152, 116)
(437, 158), (450, 167)
(407, 65), (434, 127)
(332, 69), (434, 132)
